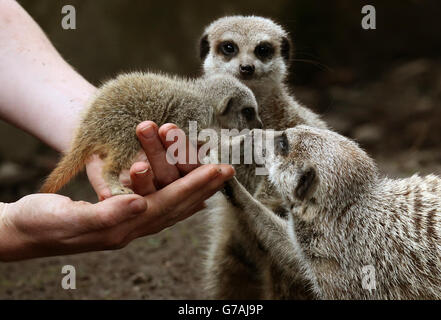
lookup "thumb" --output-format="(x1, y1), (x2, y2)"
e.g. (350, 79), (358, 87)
(85, 155), (112, 200)
(74, 195), (147, 232)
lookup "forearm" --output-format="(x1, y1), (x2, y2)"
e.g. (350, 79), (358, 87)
(0, 0), (96, 152)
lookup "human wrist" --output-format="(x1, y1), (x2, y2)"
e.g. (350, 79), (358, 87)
(52, 82), (97, 152)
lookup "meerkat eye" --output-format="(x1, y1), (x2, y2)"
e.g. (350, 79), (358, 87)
(219, 41), (238, 57)
(254, 42), (274, 60)
(241, 107), (255, 121)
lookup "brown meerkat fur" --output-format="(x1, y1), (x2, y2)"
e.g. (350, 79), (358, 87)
(223, 126), (441, 299)
(40, 72), (261, 195)
(199, 16), (326, 299)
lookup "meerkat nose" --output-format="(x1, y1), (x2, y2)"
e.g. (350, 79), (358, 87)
(256, 119), (263, 129)
(239, 64), (255, 76)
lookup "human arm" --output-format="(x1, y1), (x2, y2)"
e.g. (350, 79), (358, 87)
(0, 1), (236, 261)
(0, 0), (188, 199)
(0, 0), (95, 152)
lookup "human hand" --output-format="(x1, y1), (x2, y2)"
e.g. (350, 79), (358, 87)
(0, 121), (234, 261)
(0, 163), (233, 262)
(86, 121), (201, 200)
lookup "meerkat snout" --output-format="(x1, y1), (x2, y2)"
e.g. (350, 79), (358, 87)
(251, 128), (283, 147)
(244, 129), (284, 165)
(239, 64), (255, 77)
(203, 74), (262, 130)
(216, 95), (262, 130)
(265, 125), (378, 206)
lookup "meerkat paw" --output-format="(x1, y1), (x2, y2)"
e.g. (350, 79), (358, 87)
(110, 185), (134, 196)
(223, 177), (253, 208)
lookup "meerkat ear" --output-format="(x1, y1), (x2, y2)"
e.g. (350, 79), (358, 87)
(218, 96), (234, 116)
(281, 36), (293, 65)
(294, 166), (317, 201)
(200, 34), (210, 60)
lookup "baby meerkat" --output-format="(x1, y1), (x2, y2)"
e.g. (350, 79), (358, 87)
(41, 72), (261, 195)
(224, 126), (441, 299)
(200, 16), (323, 299)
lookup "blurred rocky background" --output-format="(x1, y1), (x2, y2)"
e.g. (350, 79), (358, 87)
(0, 0), (440, 299)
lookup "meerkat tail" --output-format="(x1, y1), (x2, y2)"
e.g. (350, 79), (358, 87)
(40, 145), (91, 193)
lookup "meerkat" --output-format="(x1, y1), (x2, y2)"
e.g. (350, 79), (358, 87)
(40, 72), (261, 195)
(199, 16), (326, 299)
(200, 16), (326, 132)
(223, 126), (441, 299)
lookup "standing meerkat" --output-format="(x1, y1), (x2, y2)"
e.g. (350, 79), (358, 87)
(199, 16), (325, 299)
(41, 72), (261, 195)
(200, 16), (327, 132)
(224, 126), (441, 299)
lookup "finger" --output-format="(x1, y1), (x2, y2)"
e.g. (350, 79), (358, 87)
(193, 201), (207, 212)
(125, 198), (208, 241)
(169, 201), (207, 225)
(136, 121), (180, 188)
(147, 164), (235, 221)
(129, 166), (232, 239)
(74, 194), (147, 232)
(129, 162), (156, 196)
(158, 123), (201, 175)
(171, 170), (232, 221)
(119, 150), (150, 188)
(114, 164), (234, 240)
(85, 154), (112, 201)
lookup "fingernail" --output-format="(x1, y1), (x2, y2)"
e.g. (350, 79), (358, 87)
(129, 198), (147, 213)
(135, 168), (149, 175)
(141, 125), (155, 138)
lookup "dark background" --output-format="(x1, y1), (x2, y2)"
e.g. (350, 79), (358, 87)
(0, 0), (440, 299)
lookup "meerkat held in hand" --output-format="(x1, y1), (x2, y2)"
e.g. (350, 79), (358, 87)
(200, 16), (326, 299)
(41, 72), (261, 195)
(225, 126), (441, 299)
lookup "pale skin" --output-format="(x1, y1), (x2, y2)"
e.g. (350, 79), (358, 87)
(0, 0), (235, 261)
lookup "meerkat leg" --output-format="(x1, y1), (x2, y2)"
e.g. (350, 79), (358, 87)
(254, 180), (314, 299)
(263, 261), (314, 299)
(207, 178), (313, 299)
(204, 137), (267, 299)
(204, 193), (266, 299)
(102, 154), (134, 196)
(206, 232), (264, 299)
(223, 178), (305, 281)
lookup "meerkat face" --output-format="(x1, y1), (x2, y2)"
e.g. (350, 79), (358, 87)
(204, 74), (262, 130)
(261, 126), (378, 211)
(200, 16), (292, 85)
